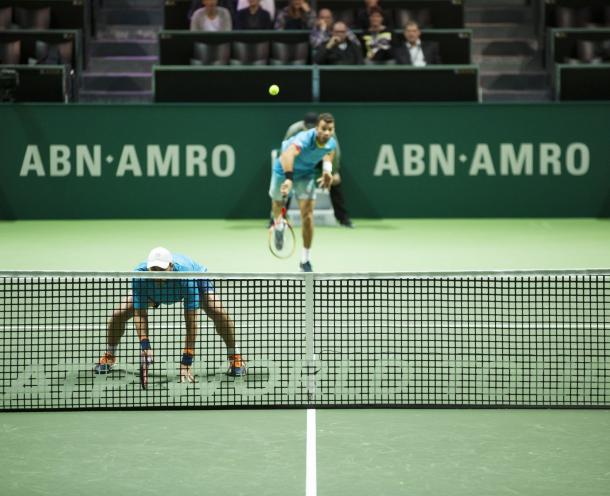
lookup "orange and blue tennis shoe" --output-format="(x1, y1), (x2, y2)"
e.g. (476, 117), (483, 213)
(94, 352), (116, 374)
(227, 354), (247, 377)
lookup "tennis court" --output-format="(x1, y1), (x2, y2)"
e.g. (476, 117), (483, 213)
(1, 218), (610, 496)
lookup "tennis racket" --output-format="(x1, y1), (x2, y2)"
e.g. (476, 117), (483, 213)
(140, 351), (149, 390)
(268, 195), (296, 259)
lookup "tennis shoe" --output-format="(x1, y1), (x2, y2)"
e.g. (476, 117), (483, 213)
(300, 261), (313, 272)
(274, 225), (284, 251)
(94, 352), (116, 374)
(227, 354), (247, 377)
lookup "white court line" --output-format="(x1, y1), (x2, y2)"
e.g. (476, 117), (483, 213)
(306, 408), (317, 496)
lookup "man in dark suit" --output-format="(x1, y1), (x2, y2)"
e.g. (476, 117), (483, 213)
(393, 21), (441, 66)
(314, 21), (364, 65)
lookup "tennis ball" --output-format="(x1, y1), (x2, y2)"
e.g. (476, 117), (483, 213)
(269, 84), (280, 96)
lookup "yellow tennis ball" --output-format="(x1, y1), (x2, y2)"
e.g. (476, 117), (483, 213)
(269, 84), (280, 96)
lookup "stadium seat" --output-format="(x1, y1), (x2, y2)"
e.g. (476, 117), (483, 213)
(35, 40), (74, 66)
(334, 8), (355, 27)
(230, 41), (269, 65)
(576, 40), (601, 63)
(394, 9), (414, 28)
(0, 6), (12, 29)
(556, 7), (575, 28)
(0, 40), (20, 65)
(394, 8), (431, 29)
(191, 41), (230, 65)
(554, 6), (595, 28)
(14, 6), (51, 29)
(270, 41), (309, 65)
(603, 40), (610, 61)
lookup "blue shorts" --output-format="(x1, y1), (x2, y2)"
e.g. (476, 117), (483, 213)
(146, 279), (214, 309)
(197, 278), (215, 297)
(268, 171), (316, 201)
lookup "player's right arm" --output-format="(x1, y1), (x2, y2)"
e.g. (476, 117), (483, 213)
(132, 275), (154, 363)
(134, 308), (153, 363)
(279, 144), (301, 196)
(180, 308), (199, 383)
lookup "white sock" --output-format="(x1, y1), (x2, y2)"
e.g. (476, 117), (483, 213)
(106, 344), (117, 356)
(301, 248), (310, 264)
(227, 346), (241, 357)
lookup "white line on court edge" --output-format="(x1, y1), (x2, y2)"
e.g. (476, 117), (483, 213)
(306, 408), (317, 496)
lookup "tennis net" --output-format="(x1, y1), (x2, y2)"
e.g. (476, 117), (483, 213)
(1, 270), (609, 410)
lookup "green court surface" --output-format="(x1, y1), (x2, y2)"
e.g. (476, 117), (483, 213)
(1, 409), (609, 496)
(1, 218), (610, 272)
(1, 218), (610, 496)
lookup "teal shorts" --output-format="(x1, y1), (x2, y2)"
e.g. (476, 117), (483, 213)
(268, 172), (316, 201)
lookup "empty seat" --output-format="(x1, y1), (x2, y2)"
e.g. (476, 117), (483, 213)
(230, 41), (269, 65)
(394, 8), (412, 28)
(334, 8), (355, 27)
(415, 8), (432, 28)
(0, 6), (12, 29)
(270, 41), (309, 65)
(35, 40), (74, 66)
(575, 7), (593, 27)
(602, 40), (610, 61)
(0, 40), (21, 64)
(191, 42), (230, 65)
(577, 40), (599, 63)
(15, 6), (51, 29)
(556, 6), (575, 27)
(395, 8), (432, 28)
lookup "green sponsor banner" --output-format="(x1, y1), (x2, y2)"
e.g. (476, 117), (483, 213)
(1, 103), (609, 219)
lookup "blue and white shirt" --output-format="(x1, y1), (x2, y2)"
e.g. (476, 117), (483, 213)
(132, 253), (212, 310)
(273, 128), (337, 180)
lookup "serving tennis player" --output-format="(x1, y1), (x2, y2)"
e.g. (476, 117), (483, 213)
(269, 112), (337, 272)
(95, 247), (246, 380)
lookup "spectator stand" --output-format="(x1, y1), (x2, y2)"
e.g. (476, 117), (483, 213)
(164, 0), (464, 30)
(159, 29), (311, 65)
(0, 29), (82, 101)
(153, 64), (479, 102)
(549, 27), (610, 100)
(318, 0), (464, 29)
(0, 0), (90, 59)
(0, 0), (90, 101)
(0, 64), (67, 102)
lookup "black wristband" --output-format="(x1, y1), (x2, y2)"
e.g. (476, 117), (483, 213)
(284, 171), (294, 181)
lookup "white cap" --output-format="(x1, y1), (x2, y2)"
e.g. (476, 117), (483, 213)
(146, 246), (173, 270)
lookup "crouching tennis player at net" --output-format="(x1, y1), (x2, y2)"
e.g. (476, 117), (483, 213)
(95, 247), (246, 380)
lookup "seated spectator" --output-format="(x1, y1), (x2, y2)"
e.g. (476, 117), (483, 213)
(355, 0), (392, 31)
(310, 8), (360, 50)
(314, 21), (364, 65)
(189, 0), (237, 22)
(394, 21), (441, 66)
(235, 0), (273, 29)
(275, 0), (315, 30)
(237, 0), (274, 19)
(191, 0), (233, 30)
(361, 8), (393, 64)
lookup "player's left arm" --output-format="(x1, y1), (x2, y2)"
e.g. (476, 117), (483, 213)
(317, 150), (335, 189)
(279, 143), (301, 196)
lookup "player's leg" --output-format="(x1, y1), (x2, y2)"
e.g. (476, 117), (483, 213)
(200, 290), (246, 377)
(299, 199), (315, 272)
(269, 171), (289, 250)
(95, 295), (135, 373)
(294, 176), (316, 271)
